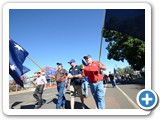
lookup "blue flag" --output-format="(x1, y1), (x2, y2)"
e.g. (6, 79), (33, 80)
(82, 59), (87, 66)
(114, 68), (117, 74)
(22, 66), (30, 74)
(104, 9), (145, 41)
(9, 39), (30, 87)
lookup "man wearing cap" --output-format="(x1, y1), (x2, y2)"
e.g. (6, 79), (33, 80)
(68, 59), (84, 109)
(83, 55), (106, 109)
(80, 64), (89, 98)
(33, 71), (47, 109)
(50, 63), (68, 109)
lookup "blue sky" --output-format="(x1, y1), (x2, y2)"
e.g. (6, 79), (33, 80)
(9, 9), (129, 77)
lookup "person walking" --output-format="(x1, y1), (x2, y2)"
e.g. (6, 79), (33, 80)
(67, 59), (85, 109)
(81, 76), (89, 98)
(50, 62), (67, 109)
(80, 64), (89, 98)
(103, 74), (108, 88)
(33, 71), (47, 109)
(82, 54), (106, 109)
(109, 71), (116, 88)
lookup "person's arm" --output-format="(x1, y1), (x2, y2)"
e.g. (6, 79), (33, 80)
(48, 74), (55, 79)
(68, 69), (74, 79)
(73, 74), (82, 79)
(98, 62), (106, 71)
(42, 76), (47, 87)
(31, 79), (38, 88)
(81, 69), (86, 77)
(64, 70), (68, 79)
(68, 74), (74, 79)
(73, 66), (83, 78)
(66, 71), (71, 87)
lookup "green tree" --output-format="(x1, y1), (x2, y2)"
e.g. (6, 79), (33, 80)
(103, 29), (145, 70)
(123, 66), (134, 75)
(116, 67), (124, 75)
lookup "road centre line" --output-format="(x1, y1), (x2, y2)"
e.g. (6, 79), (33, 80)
(116, 85), (139, 109)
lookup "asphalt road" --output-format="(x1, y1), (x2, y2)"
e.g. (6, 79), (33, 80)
(9, 83), (144, 109)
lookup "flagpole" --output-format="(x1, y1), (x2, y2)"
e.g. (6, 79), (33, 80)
(98, 9), (107, 62)
(27, 56), (43, 70)
(27, 56), (55, 83)
(27, 56), (51, 76)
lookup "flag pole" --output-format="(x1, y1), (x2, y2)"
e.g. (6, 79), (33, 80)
(98, 9), (107, 62)
(27, 56), (43, 71)
(27, 56), (51, 76)
(27, 56), (55, 85)
(98, 10), (107, 80)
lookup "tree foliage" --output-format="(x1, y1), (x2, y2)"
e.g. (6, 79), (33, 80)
(103, 29), (145, 70)
(116, 67), (124, 75)
(123, 66), (134, 75)
(117, 66), (134, 75)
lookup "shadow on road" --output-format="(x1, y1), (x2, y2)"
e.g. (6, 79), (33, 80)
(51, 98), (90, 109)
(11, 101), (23, 109)
(11, 101), (36, 109)
(20, 104), (35, 109)
(47, 98), (55, 104)
(65, 91), (70, 94)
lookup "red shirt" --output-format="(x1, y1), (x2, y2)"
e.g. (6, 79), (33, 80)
(104, 75), (108, 79)
(83, 61), (104, 83)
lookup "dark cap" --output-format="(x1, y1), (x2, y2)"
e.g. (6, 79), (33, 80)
(83, 54), (92, 59)
(57, 63), (62, 65)
(68, 59), (75, 63)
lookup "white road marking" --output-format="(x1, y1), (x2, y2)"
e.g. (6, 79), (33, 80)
(104, 87), (107, 94)
(116, 85), (139, 109)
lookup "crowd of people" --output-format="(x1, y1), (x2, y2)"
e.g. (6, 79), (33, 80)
(32, 54), (144, 109)
(32, 54), (108, 109)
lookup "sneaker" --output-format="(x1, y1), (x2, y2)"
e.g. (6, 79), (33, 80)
(61, 106), (65, 109)
(82, 104), (85, 109)
(35, 102), (38, 105)
(85, 95), (88, 98)
(35, 99), (46, 105)
(42, 99), (46, 104)
(83, 94), (87, 98)
(35, 104), (42, 109)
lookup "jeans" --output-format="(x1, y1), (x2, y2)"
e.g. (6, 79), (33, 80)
(103, 78), (108, 85)
(82, 81), (88, 96)
(56, 81), (66, 109)
(111, 79), (116, 87)
(89, 81), (105, 109)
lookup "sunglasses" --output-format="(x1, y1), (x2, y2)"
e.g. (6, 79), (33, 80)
(84, 58), (89, 60)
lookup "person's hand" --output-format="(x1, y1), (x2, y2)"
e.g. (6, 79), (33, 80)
(98, 63), (103, 69)
(31, 80), (38, 87)
(49, 75), (55, 79)
(34, 83), (38, 88)
(66, 82), (70, 88)
(44, 85), (47, 90)
(68, 75), (74, 79)
(48, 74), (51, 77)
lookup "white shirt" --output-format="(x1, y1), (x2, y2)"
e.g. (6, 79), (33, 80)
(34, 75), (47, 85)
